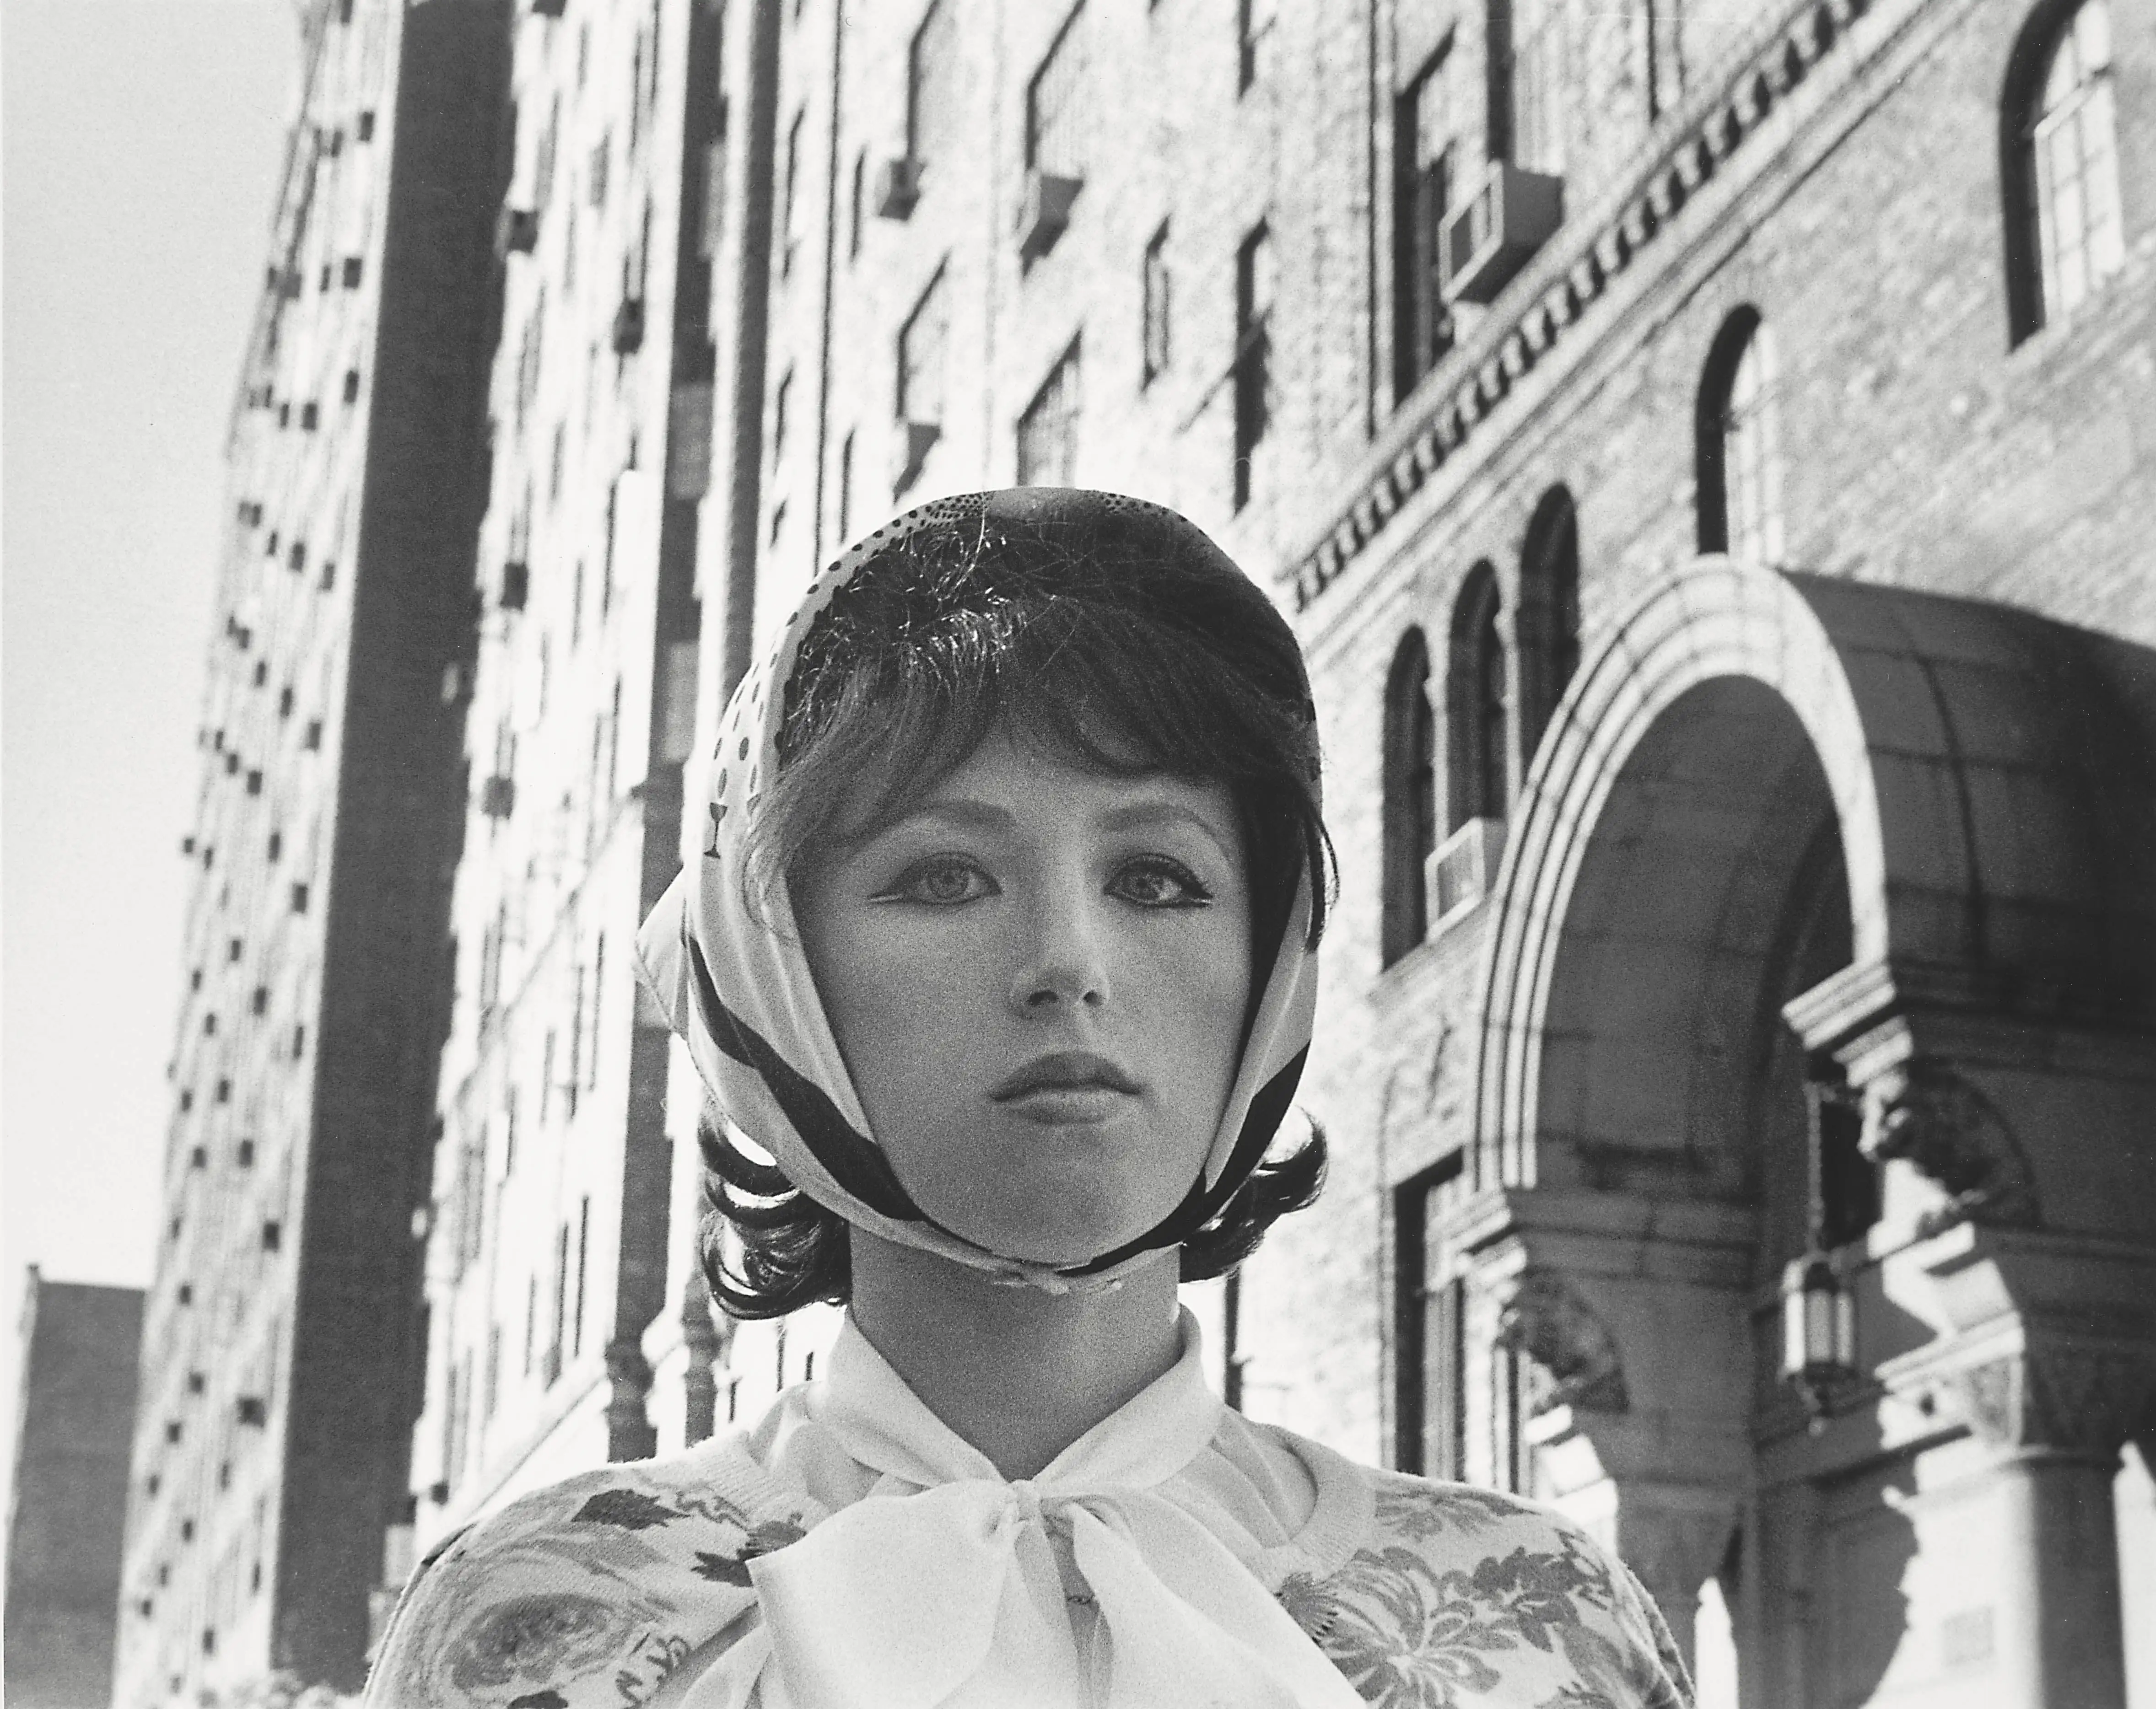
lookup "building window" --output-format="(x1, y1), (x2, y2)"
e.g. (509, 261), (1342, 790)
(849, 149), (865, 258)
(1490, 0), (1567, 169)
(1515, 485), (1581, 769)
(781, 109), (804, 277)
(2007, 0), (2124, 340)
(1394, 51), (1457, 401)
(1142, 222), (1171, 386)
(774, 367), (792, 457)
(1381, 630), (1439, 967)
(1394, 1160), (1466, 1477)
(1447, 562), (1508, 829)
(1238, 0), (1277, 91)
(908, 0), (959, 167)
(1696, 308), (1784, 563)
(1233, 222), (1274, 511)
(1027, 3), (1091, 180)
(1016, 338), (1082, 487)
(837, 429), (856, 541)
(898, 267), (950, 429)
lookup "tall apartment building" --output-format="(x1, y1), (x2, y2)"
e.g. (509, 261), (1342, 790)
(6, 1272), (143, 1709)
(393, 0), (2155, 1704)
(406, 0), (726, 1540)
(118, 2), (509, 1700)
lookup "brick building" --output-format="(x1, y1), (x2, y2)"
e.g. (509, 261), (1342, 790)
(687, 0), (2156, 1704)
(7, 1272), (143, 1709)
(118, 1), (508, 1699)
(349, 0), (2152, 1703)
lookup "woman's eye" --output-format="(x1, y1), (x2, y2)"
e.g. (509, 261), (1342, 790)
(883, 857), (997, 906)
(1109, 858), (1214, 909)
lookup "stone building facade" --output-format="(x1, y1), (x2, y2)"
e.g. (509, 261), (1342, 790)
(167, 0), (2151, 1704)
(119, 1), (508, 1700)
(407, 0), (725, 1547)
(7, 1272), (143, 1709)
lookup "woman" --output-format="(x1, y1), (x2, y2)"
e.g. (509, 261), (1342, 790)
(368, 489), (1690, 1708)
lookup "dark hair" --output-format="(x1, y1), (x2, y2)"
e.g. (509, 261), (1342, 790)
(699, 507), (1335, 1319)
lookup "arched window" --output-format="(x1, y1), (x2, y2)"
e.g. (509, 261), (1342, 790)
(1696, 308), (1784, 564)
(1447, 564), (1508, 830)
(2004, 0), (2124, 341)
(1382, 631), (1439, 966)
(1516, 486), (1581, 769)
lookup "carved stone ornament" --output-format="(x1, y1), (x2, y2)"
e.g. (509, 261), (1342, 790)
(1863, 1059), (2040, 1236)
(1494, 1271), (1630, 1416)
(1942, 1344), (2156, 1458)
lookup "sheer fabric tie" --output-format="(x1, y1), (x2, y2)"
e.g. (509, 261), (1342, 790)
(698, 1318), (1363, 1709)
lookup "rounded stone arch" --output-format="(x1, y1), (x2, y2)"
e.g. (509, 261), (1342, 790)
(1471, 554), (2156, 1193)
(1472, 557), (1885, 1191)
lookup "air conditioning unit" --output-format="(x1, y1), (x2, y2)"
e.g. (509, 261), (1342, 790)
(1439, 163), (1563, 305)
(1427, 815), (1508, 925)
(1014, 170), (1083, 264)
(531, 0), (567, 16)
(875, 156), (923, 220)
(496, 206), (539, 257)
(480, 775), (517, 819)
(499, 560), (530, 611)
(612, 296), (646, 354)
(891, 420), (940, 494)
(236, 1396), (268, 1427)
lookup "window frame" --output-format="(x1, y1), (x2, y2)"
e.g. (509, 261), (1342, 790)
(1016, 336), (1083, 487)
(1381, 629), (1439, 967)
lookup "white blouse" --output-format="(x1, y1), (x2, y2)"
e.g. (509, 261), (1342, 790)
(675, 1306), (1372, 1708)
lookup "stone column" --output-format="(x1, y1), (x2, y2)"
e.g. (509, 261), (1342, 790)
(1877, 1226), (2156, 1709)
(1992, 1445), (2126, 1708)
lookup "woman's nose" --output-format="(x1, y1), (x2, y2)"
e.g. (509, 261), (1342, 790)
(1010, 891), (1110, 1013)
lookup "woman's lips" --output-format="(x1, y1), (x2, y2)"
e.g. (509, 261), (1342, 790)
(993, 1084), (1137, 1125)
(990, 1051), (1142, 1124)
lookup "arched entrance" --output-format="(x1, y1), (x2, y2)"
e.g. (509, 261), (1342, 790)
(1439, 558), (2156, 1707)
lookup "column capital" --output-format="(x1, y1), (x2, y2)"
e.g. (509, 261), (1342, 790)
(1876, 1225), (2156, 1458)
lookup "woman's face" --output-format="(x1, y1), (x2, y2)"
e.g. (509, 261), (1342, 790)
(794, 723), (1253, 1267)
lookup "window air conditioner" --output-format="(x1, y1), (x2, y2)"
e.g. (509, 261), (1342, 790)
(496, 206), (539, 257)
(500, 561), (530, 611)
(613, 296), (647, 354)
(480, 775), (517, 819)
(531, 0), (567, 16)
(892, 420), (940, 494)
(1426, 815), (1508, 926)
(876, 157), (924, 220)
(1014, 170), (1083, 264)
(1439, 162), (1563, 305)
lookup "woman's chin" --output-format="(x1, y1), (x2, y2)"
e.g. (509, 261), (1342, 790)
(938, 1207), (1159, 1271)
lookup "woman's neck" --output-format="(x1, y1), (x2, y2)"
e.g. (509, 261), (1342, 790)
(846, 1232), (1183, 1480)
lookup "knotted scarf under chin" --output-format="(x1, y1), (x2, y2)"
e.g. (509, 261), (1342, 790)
(683, 1313), (1362, 1709)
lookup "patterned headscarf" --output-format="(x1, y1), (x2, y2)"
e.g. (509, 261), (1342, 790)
(633, 489), (1322, 1291)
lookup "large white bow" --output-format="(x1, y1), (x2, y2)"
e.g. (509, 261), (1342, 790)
(695, 1315), (1363, 1709)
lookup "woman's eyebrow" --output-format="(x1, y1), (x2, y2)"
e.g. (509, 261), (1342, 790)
(879, 799), (1015, 835)
(1094, 800), (1238, 863)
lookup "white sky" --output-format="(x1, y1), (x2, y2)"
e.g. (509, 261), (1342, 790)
(3, 1), (299, 1447)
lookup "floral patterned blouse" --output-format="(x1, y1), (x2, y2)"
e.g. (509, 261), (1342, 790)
(368, 1321), (1690, 1709)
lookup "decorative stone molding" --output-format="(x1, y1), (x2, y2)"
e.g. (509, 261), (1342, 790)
(1876, 1225), (2156, 1461)
(1286, 0), (1881, 608)
(1494, 1270), (1630, 1415)
(1926, 1343), (2156, 1459)
(1863, 1059), (2040, 1236)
